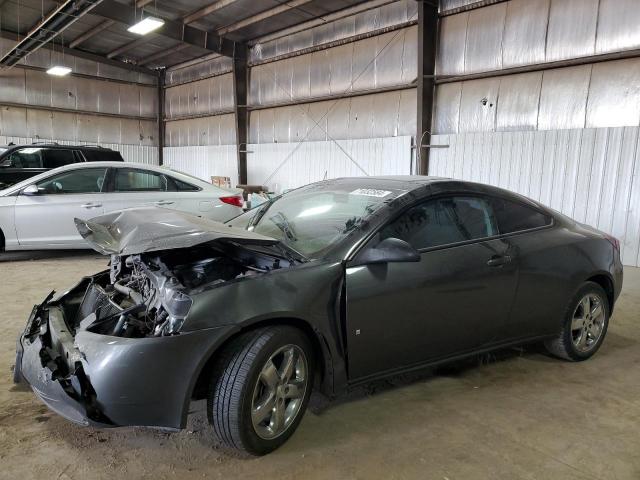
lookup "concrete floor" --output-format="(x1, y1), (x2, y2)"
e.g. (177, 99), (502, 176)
(1, 251), (639, 480)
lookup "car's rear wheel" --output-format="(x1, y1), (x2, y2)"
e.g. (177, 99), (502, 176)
(207, 326), (314, 455)
(544, 281), (610, 361)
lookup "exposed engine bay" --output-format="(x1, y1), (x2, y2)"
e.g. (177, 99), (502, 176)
(61, 242), (297, 339)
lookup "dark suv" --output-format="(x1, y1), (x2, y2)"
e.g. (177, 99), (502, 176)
(0, 143), (124, 189)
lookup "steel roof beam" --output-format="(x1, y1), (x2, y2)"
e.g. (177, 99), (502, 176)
(182, 0), (239, 25)
(138, 43), (189, 66)
(69, 20), (115, 48)
(216, 0), (314, 36)
(90, 0), (238, 57)
(0, 0), (104, 67)
(0, 29), (156, 75)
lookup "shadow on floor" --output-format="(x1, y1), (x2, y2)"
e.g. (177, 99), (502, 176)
(0, 250), (103, 262)
(308, 344), (543, 415)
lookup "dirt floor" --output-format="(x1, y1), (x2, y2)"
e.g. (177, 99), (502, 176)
(1, 250), (639, 480)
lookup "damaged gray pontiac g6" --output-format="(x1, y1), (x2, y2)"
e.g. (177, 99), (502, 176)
(14, 176), (623, 455)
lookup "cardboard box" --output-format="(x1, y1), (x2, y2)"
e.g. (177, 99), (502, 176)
(211, 176), (231, 188)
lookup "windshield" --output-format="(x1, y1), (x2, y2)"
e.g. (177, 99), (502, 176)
(228, 181), (404, 257)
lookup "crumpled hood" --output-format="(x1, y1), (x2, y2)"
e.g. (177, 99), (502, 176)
(75, 207), (279, 255)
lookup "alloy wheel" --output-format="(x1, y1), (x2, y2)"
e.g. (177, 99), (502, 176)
(571, 293), (606, 353)
(251, 344), (308, 440)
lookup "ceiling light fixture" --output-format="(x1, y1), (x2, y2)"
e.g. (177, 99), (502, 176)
(128, 16), (165, 35)
(46, 65), (72, 76)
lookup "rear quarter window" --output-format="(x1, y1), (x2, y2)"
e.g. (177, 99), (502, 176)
(491, 197), (552, 234)
(172, 178), (200, 191)
(82, 150), (124, 162)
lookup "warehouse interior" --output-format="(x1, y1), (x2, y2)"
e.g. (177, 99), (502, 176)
(1, 0), (640, 477)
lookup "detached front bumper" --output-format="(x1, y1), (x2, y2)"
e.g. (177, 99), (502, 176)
(17, 287), (232, 430)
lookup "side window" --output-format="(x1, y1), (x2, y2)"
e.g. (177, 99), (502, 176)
(172, 177), (200, 191)
(491, 197), (552, 234)
(114, 168), (167, 192)
(4, 148), (43, 168)
(380, 196), (497, 250)
(43, 149), (76, 168)
(36, 168), (107, 194)
(82, 149), (124, 162)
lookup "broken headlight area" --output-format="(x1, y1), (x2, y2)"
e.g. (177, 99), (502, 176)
(60, 242), (295, 339)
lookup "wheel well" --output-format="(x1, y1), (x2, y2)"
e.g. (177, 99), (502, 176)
(191, 318), (326, 401)
(586, 274), (614, 310)
(0, 227), (4, 252)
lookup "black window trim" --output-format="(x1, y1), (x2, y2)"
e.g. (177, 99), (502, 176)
(349, 191), (556, 261)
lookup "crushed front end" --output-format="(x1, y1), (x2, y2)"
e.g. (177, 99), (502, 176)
(16, 208), (301, 429)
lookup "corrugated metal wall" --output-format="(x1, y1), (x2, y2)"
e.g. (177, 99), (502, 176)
(430, 128), (640, 267)
(0, 37), (158, 163)
(247, 136), (413, 192)
(435, 0), (640, 134)
(163, 0), (418, 188)
(164, 145), (238, 185)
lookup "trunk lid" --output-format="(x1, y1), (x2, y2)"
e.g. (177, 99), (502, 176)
(75, 207), (279, 255)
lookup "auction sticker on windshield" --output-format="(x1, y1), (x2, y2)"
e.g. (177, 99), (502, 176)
(350, 188), (392, 197)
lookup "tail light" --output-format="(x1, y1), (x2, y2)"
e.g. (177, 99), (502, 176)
(219, 195), (243, 208)
(604, 233), (620, 253)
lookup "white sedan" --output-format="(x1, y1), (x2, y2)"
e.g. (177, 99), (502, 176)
(0, 161), (243, 250)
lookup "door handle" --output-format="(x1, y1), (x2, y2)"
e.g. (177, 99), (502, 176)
(81, 203), (102, 209)
(154, 200), (174, 206)
(487, 255), (512, 267)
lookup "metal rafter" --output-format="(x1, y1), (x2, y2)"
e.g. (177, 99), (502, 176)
(68, 0), (163, 50)
(0, 0), (105, 67)
(0, 29), (155, 75)
(90, 0), (238, 57)
(183, 0), (239, 25)
(138, 43), (189, 66)
(216, 0), (314, 35)
(69, 20), (115, 48)
(107, 35), (155, 59)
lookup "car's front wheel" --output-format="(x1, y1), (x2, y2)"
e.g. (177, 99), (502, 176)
(208, 326), (314, 455)
(544, 281), (610, 361)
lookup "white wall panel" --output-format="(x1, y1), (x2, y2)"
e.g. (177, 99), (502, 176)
(438, 0), (640, 76)
(249, 89), (416, 144)
(164, 145), (238, 186)
(435, 58), (640, 134)
(249, 26), (417, 107)
(247, 136), (412, 193)
(430, 127), (640, 266)
(502, 0), (549, 68)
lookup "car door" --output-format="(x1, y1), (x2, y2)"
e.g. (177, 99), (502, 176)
(14, 167), (108, 247)
(100, 166), (181, 214)
(345, 195), (519, 381)
(488, 196), (561, 339)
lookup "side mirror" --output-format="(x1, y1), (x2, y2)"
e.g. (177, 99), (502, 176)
(356, 237), (420, 265)
(21, 184), (40, 195)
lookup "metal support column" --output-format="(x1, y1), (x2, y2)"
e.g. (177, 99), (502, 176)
(157, 70), (165, 166)
(416, 1), (438, 175)
(233, 45), (249, 185)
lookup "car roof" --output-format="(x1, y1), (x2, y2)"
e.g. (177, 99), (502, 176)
(0, 143), (114, 151)
(0, 161), (231, 196)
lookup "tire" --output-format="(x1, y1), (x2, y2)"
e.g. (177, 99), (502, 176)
(544, 281), (610, 361)
(207, 326), (314, 455)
